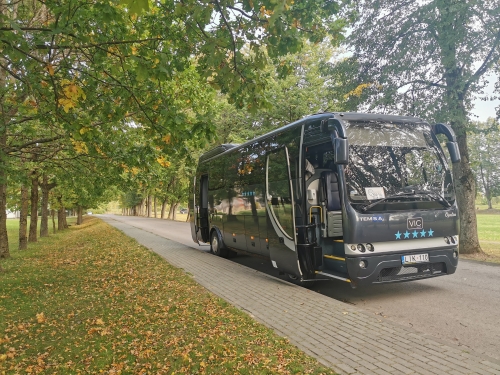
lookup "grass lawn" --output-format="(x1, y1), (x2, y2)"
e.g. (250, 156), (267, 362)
(0, 217), (336, 375)
(5, 218), (76, 253)
(459, 214), (500, 264)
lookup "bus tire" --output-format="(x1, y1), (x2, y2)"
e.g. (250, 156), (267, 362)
(286, 273), (316, 288)
(210, 230), (228, 258)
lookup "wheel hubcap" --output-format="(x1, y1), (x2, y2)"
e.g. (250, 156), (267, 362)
(212, 236), (218, 253)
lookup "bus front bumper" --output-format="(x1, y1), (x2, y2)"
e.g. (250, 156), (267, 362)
(345, 248), (458, 288)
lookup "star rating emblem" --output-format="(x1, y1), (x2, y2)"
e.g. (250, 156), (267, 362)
(428, 228), (434, 237)
(404, 231), (410, 239)
(412, 230), (418, 238)
(420, 229), (426, 237)
(395, 231), (402, 240)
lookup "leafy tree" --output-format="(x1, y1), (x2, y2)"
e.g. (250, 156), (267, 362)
(331, 0), (500, 253)
(213, 41), (344, 144)
(1, 0), (348, 262)
(469, 119), (500, 209)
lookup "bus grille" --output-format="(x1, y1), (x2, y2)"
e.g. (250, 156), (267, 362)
(377, 262), (445, 282)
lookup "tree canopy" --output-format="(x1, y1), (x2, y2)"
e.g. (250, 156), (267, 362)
(330, 0), (500, 253)
(0, 0), (348, 259)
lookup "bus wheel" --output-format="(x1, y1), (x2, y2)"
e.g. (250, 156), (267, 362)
(210, 231), (228, 258)
(286, 273), (316, 288)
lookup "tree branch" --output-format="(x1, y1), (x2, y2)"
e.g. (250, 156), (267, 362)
(34, 37), (163, 50)
(214, 0), (239, 73)
(7, 136), (63, 154)
(464, 30), (500, 93)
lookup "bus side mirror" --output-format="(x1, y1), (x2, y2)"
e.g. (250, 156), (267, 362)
(446, 142), (461, 163)
(334, 138), (349, 165)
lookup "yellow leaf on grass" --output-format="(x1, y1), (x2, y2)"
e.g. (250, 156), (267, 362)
(36, 312), (46, 323)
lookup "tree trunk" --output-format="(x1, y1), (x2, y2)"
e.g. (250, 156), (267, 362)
(58, 206), (64, 230)
(39, 174), (55, 237)
(139, 198), (145, 216)
(154, 196), (157, 218)
(453, 131), (482, 254)
(19, 184), (29, 250)
(161, 198), (168, 219)
(147, 195), (151, 217)
(168, 204), (174, 220)
(0, 24), (10, 263)
(57, 196), (66, 230)
(28, 173), (39, 243)
(172, 202), (179, 221)
(51, 209), (56, 234)
(63, 208), (68, 228)
(0, 163), (8, 259)
(486, 195), (493, 210)
(77, 206), (83, 225)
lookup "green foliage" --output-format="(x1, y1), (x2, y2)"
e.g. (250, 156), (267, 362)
(1, 0), (349, 247)
(469, 118), (500, 206)
(330, 0), (500, 125)
(327, 0), (500, 253)
(212, 41), (346, 144)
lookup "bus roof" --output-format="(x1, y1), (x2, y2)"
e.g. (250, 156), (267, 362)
(199, 112), (429, 163)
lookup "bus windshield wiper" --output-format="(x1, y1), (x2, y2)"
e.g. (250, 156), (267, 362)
(361, 191), (416, 212)
(412, 190), (452, 208)
(361, 190), (451, 212)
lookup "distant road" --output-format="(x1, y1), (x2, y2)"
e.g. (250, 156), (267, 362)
(99, 214), (500, 360)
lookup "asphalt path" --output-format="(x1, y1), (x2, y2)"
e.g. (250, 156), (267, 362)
(99, 214), (500, 361)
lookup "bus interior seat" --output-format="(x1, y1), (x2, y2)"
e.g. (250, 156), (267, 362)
(321, 171), (341, 211)
(320, 171), (343, 238)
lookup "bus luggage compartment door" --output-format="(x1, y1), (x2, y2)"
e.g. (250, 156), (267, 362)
(266, 148), (303, 277)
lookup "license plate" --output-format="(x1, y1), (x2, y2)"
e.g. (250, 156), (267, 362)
(401, 253), (429, 265)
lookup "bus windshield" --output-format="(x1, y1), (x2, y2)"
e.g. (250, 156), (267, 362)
(344, 123), (455, 211)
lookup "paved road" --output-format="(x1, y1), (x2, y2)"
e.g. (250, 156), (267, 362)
(99, 214), (500, 363)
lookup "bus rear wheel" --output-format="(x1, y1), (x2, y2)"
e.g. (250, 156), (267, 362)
(210, 231), (228, 258)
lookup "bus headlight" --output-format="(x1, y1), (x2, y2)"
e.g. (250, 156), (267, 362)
(357, 244), (366, 253)
(366, 243), (374, 252)
(359, 260), (367, 269)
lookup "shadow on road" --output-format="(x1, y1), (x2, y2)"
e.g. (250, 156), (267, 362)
(223, 252), (443, 306)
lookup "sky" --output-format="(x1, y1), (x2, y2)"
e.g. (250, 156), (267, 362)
(470, 74), (499, 122)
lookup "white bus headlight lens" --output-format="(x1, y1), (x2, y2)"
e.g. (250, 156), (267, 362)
(366, 243), (374, 252)
(359, 260), (367, 269)
(357, 244), (366, 253)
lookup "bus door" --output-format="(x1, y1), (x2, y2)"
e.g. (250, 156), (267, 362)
(190, 176), (198, 243)
(196, 175), (210, 243)
(265, 147), (302, 277)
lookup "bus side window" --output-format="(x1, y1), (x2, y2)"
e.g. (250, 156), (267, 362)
(267, 149), (294, 238)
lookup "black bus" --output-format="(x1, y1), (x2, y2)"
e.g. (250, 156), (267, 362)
(190, 112), (461, 287)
